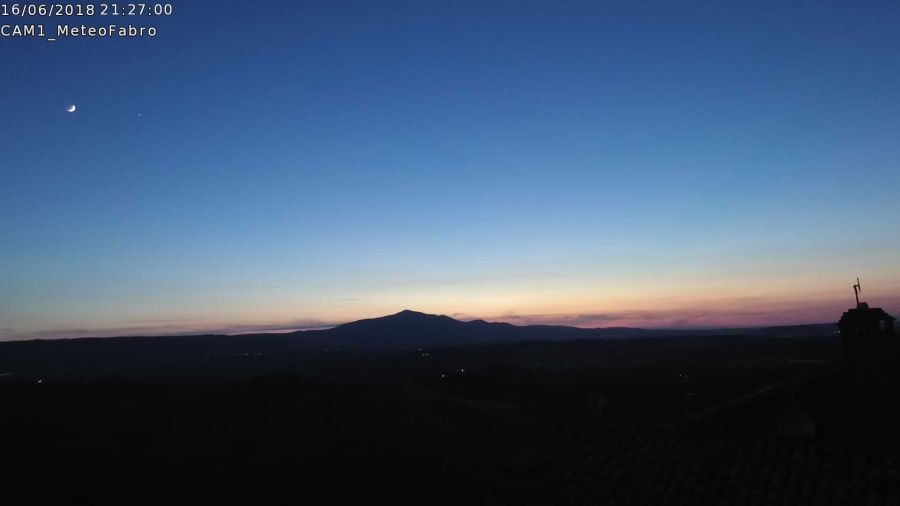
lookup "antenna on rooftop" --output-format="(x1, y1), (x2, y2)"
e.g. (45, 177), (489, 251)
(853, 277), (862, 306)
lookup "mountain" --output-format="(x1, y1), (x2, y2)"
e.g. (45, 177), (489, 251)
(326, 309), (474, 346)
(0, 310), (838, 380)
(322, 309), (559, 348)
(315, 309), (652, 348)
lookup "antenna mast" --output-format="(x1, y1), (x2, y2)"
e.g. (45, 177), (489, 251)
(853, 277), (862, 306)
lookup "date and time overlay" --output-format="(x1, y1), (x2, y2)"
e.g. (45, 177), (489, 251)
(1, 3), (173, 40)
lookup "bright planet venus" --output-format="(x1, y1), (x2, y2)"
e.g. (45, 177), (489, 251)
(66, 104), (76, 113)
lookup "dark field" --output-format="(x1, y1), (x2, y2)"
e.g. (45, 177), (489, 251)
(0, 333), (859, 504)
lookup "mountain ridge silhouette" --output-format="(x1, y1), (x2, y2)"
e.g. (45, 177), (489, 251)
(2, 309), (837, 346)
(0, 309), (837, 379)
(321, 309), (603, 347)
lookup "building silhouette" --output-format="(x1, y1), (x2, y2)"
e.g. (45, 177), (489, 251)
(837, 278), (896, 371)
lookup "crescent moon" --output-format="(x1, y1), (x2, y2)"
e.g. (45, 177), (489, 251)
(67, 104), (77, 113)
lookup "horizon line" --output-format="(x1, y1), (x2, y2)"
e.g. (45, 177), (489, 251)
(0, 308), (845, 343)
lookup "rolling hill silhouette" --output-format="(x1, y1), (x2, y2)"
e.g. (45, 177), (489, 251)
(0, 309), (834, 380)
(324, 309), (601, 347)
(315, 310), (834, 346)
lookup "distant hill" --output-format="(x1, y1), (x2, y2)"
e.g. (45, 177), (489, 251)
(322, 309), (643, 348)
(0, 310), (836, 380)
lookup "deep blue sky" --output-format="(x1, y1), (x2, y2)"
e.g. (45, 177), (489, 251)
(2, 1), (900, 338)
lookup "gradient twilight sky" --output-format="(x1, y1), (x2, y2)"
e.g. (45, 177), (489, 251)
(2, 1), (900, 340)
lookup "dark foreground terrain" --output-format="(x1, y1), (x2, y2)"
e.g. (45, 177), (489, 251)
(1, 313), (897, 504)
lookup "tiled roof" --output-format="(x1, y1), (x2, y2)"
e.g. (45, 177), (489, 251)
(564, 432), (900, 506)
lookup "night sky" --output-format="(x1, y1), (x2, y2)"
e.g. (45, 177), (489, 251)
(2, 1), (899, 339)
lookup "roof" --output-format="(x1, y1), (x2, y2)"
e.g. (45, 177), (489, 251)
(564, 356), (900, 505)
(839, 303), (895, 323)
(564, 432), (900, 505)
